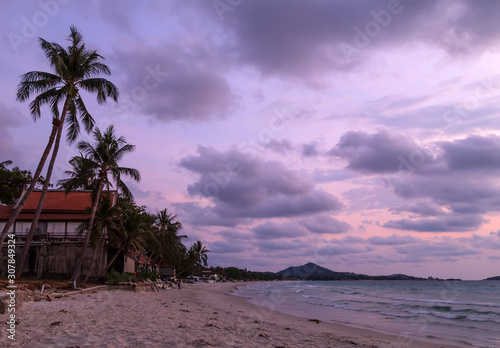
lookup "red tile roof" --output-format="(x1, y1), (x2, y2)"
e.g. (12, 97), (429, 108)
(0, 190), (117, 221)
(23, 190), (93, 212)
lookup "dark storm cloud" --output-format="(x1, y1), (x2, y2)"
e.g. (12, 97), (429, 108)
(329, 130), (429, 174)
(112, 44), (233, 122)
(199, 0), (500, 82)
(298, 214), (350, 234)
(301, 141), (323, 157)
(439, 135), (500, 171)
(332, 131), (500, 230)
(213, 190), (342, 219)
(391, 176), (500, 215)
(179, 146), (343, 222)
(384, 214), (485, 232)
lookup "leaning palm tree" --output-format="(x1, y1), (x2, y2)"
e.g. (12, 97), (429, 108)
(70, 125), (140, 281)
(0, 25), (118, 254)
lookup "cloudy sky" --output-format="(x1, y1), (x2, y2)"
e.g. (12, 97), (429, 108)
(1, 0), (500, 279)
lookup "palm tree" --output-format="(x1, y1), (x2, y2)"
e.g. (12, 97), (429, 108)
(0, 160), (13, 169)
(188, 240), (210, 274)
(104, 201), (152, 272)
(58, 154), (97, 192)
(0, 26), (118, 255)
(152, 209), (185, 264)
(80, 195), (121, 281)
(70, 125), (140, 281)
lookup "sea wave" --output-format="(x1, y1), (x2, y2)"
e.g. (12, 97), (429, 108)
(391, 297), (500, 308)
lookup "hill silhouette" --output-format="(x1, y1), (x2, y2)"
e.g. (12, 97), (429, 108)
(275, 263), (425, 281)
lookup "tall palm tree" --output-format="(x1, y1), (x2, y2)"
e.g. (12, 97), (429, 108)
(0, 26), (118, 254)
(149, 209), (185, 269)
(188, 240), (210, 273)
(70, 125), (140, 281)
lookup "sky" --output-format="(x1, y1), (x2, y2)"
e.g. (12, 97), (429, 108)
(1, 0), (500, 280)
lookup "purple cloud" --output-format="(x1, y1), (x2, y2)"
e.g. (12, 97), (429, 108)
(299, 214), (350, 234)
(329, 130), (430, 174)
(384, 214), (485, 232)
(179, 146), (343, 222)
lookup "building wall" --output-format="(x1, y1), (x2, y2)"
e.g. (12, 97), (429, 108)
(1, 242), (108, 279)
(123, 255), (135, 274)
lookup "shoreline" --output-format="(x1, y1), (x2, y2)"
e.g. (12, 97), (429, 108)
(0, 282), (462, 347)
(208, 282), (462, 348)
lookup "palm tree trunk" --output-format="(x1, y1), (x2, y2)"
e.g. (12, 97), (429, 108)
(15, 119), (66, 278)
(13, 98), (69, 277)
(72, 178), (105, 281)
(0, 117), (61, 256)
(83, 232), (104, 282)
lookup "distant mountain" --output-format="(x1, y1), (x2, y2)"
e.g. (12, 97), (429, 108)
(485, 276), (500, 280)
(275, 263), (424, 281)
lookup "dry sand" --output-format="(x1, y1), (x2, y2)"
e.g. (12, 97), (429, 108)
(1, 282), (461, 348)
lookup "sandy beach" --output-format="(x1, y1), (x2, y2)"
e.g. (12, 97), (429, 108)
(1, 282), (461, 348)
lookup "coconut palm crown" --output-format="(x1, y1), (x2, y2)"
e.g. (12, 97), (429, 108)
(16, 25), (118, 142)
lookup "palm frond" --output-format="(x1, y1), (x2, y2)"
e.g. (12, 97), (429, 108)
(75, 95), (95, 134)
(65, 100), (80, 142)
(28, 88), (61, 120)
(16, 71), (61, 102)
(117, 167), (141, 182)
(81, 51), (111, 77)
(78, 78), (119, 103)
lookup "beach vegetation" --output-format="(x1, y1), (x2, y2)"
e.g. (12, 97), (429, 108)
(0, 161), (46, 205)
(108, 269), (135, 285)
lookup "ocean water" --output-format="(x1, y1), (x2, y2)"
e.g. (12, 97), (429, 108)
(230, 280), (500, 347)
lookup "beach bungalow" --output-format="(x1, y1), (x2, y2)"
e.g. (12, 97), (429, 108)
(123, 251), (160, 275)
(0, 189), (117, 277)
(159, 262), (175, 278)
(200, 270), (219, 283)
